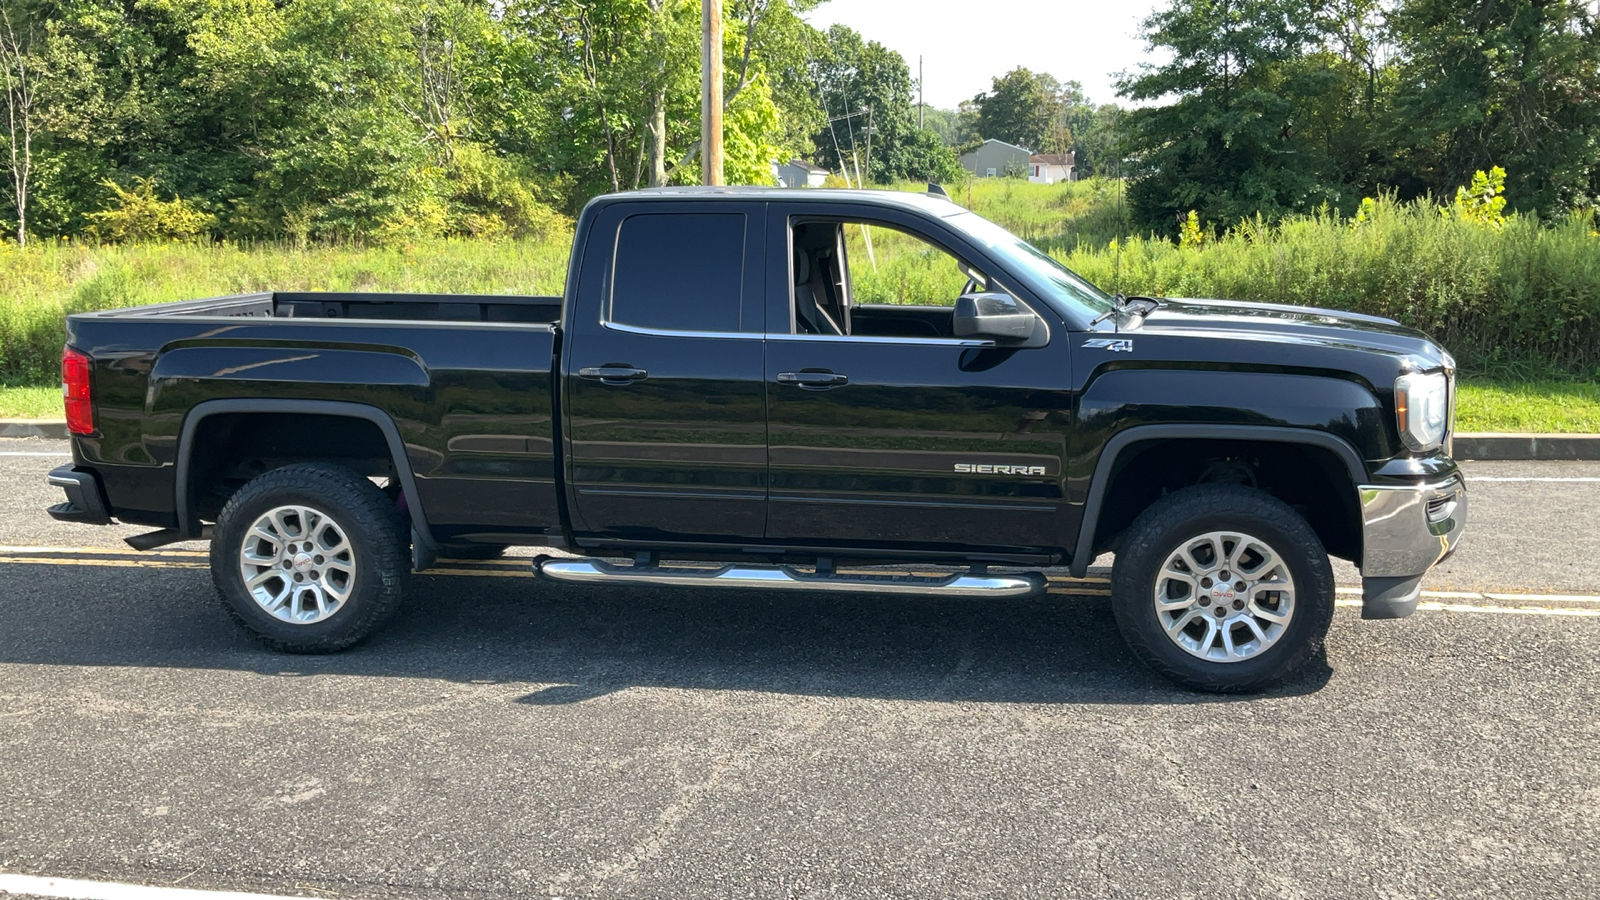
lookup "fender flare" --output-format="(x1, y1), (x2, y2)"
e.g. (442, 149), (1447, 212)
(174, 399), (436, 552)
(1070, 424), (1367, 576)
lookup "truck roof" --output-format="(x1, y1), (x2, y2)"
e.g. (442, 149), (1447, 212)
(588, 186), (967, 218)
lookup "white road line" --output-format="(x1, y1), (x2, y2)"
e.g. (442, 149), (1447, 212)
(0, 871), (323, 900)
(1334, 585), (1600, 603)
(1333, 598), (1600, 617)
(1468, 476), (1600, 483)
(1482, 592), (1600, 604)
(0, 451), (71, 457)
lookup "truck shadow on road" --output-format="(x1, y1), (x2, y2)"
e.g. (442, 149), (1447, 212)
(1, 563), (1331, 703)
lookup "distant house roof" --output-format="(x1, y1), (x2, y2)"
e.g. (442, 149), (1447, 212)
(786, 159), (829, 174)
(1029, 153), (1075, 167)
(963, 138), (1033, 158)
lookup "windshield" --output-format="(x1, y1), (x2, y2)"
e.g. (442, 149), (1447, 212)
(946, 211), (1117, 322)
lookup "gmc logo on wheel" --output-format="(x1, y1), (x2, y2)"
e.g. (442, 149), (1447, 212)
(954, 464), (1048, 475)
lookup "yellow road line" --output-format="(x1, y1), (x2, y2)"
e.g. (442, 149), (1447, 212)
(0, 544), (208, 558)
(4, 550), (1600, 617)
(0, 556), (208, 569)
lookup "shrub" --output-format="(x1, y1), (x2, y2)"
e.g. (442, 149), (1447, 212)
(1064, 192), (1600, 377)
(85, 178), (217, 242)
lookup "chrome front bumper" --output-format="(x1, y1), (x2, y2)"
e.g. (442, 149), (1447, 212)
(1357, 475), (1467, 618)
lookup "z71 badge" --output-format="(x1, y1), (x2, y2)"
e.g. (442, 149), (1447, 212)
(1082, 338), (1134, 352)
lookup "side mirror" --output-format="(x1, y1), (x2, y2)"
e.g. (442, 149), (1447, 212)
(953, 292), (1038, 341)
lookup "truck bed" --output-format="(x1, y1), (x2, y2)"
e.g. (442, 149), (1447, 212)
(65, 290), (565, 544)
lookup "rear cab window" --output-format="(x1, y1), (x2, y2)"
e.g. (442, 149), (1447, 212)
(610, 212), (747, 333)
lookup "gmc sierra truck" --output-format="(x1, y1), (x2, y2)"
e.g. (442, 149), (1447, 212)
(46, 186), (1466, 692)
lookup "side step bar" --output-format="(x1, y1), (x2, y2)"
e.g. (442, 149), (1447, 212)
(536, 558), (1047, 599)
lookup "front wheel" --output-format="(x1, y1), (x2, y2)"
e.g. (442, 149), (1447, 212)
(1111, 484), (1335, 693)
(211, 463), (408, 653)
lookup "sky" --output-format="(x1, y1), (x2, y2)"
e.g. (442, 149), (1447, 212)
(805, 0), (1165, 110)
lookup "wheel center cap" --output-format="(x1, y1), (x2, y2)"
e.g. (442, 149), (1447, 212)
(292, 552), (314, 573)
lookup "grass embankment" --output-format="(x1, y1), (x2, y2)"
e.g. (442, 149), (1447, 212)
(1455, 380), (1600, 433)
(1, 179), (1596, 431)
(0, 385), (59, 419)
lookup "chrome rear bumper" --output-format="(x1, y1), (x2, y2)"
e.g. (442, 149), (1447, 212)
(46, 465), (112, 526)
(1357, 474), (1467, 618)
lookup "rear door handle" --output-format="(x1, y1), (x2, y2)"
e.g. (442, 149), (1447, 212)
(578, 365), (649, 385)
(777, 370), (848, 390)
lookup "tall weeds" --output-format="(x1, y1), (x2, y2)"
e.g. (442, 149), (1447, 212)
(1063, 197), (1600, 377)
(3, 182), (1597, 386)
(0, 238), (570, 385)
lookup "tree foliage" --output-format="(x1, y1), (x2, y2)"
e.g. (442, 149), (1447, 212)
(958, 66), (1125, 175)
(1118, 0), (1600, 234)
(0, 0), (839, 242)
(807, 23), (960, 184)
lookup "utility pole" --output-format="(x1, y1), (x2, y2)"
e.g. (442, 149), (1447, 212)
(700, 0), (723, 186)
(918, 56), (924, 130)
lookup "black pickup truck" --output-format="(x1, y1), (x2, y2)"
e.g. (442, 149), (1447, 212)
(47, 186), (1466, 691)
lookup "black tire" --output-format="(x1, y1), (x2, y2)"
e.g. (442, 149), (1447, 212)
(1110, 483), (1335, 693)
(211, 463), (408, 653)
(438, 542), (509, 560)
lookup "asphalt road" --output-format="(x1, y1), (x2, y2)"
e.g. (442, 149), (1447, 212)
(1, 437), (1596, 899)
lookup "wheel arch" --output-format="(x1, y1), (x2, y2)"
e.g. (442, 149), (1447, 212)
(1071, 425), (1367, 577)
(175, 399), (435, 552)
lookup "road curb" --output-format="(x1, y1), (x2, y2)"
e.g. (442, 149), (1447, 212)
(1454, 432), (1600, 461)
(4, 419), (1598, 460)
(0, 419), (68, 439)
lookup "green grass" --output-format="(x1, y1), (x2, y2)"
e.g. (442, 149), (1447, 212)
(0, 384), (61, 419)
(1454, 379), (1600, 433)
(5, 378), (1594, 432)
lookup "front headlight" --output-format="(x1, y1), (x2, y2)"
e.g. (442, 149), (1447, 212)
(1395, 370), (1449, 451)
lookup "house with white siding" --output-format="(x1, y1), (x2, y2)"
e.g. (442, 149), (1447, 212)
(1028, 152), (1075, 184)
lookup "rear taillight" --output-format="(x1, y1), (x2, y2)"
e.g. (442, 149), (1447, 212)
(62, 345), (94, 435)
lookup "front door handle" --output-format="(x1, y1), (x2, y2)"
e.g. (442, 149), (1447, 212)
(579, 365), (649, 385)
(777, 370), (849, 390)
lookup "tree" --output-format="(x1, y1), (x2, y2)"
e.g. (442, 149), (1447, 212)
(1388, 0), (1600, 215)
(0, 7), (36, 244)
(962, 68), (1115, 169)
(1118, 0), (1337, 233)
(971, 67), (1055, 151)
(1071, 103), (1128, 177)
(918, 106), (957, 146)
(808, 24), (958, 183)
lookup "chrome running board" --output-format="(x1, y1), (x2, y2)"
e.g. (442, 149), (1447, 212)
(536, 558), (1046, 599)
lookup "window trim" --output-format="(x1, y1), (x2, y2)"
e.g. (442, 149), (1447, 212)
(602, 320), (761, 341)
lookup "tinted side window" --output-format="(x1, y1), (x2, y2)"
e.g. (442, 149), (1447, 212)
(610, 212), (746, 332)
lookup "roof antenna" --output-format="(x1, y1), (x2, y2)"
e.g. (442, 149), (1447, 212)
(927, 182), (950, 199)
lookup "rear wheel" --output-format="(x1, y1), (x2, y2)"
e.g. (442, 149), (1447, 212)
(211, 463), (407, 652)
(1111, 483), (1335, 693)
